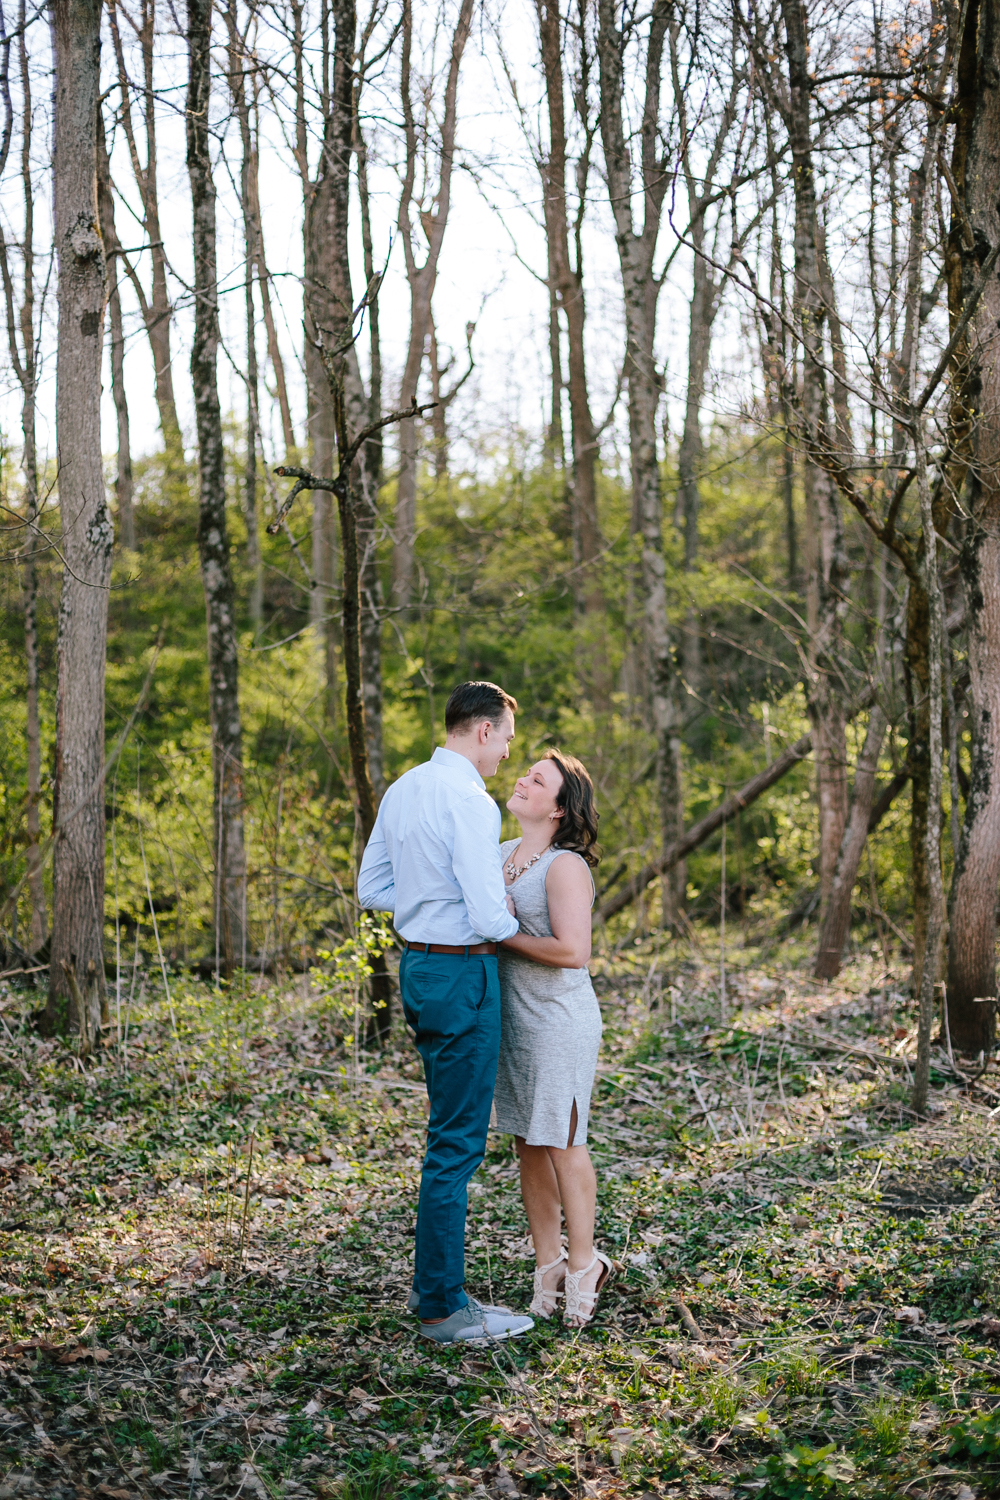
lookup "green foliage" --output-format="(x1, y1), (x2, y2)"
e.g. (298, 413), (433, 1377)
(773, 1352), (823, 1399)
(855, 1395), (911, 1457)
(948, 1407), (1000, 1459)
(743, 1444), (856, 1498)
(702, 1374), (747, 1427)
(313, 915), (395, 1022)
(335, 1449), (411, 1500)
(0, 430), (922, 960)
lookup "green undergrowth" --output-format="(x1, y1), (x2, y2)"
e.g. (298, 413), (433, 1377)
(0, 940), (998, 1499)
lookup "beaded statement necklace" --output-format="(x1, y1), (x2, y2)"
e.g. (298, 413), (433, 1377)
(504, 843), (551, 883)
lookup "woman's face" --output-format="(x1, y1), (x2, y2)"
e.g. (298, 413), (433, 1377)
(506, 758), (564, 825)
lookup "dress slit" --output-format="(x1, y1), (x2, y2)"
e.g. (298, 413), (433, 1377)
(493, 842), (602, 1149)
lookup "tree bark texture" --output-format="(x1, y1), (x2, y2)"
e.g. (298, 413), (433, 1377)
(187, 0), (247, 973)
(781, 0), (849, 921)
(46, 0), (111, 1040)
(814, 705), (888, 978)
(0, 5), (46, 950)
(108, 0), (180, 453)
(392, 0), (474, 606)
(355, 104), (385, 798)
(303, 0), (356, 704)
(536, 0), (602, 613)
(225, 5), (262, 626)
(944, 0), (1000, 1055)
(96, 109), (134, 551)
(597, 0), (684, 924)
(669, 15), (737, 689)
(912, 426), (946, 1113)
(677, 239), (712, 688)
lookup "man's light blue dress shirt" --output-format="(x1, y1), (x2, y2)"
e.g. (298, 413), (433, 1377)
(357, 746), (520, 944)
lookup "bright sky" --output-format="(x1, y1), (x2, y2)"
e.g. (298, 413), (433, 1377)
(0, 1), (758, 496)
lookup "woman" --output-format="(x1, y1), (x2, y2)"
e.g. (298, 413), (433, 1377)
(493, 749), (611, 1328)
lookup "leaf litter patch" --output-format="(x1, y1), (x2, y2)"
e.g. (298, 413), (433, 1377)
(875, 1160), (986, 1220)
(0, 951), (999, 1498)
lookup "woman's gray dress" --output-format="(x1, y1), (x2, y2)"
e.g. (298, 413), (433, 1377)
(493, 842), (603, 1148)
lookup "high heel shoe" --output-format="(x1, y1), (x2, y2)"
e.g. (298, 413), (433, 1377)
(563, 1251), (613, 1328)
(529, 1248), (568, 1319)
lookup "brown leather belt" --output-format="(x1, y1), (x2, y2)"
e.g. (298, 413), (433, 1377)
(405, 941), (498, 955)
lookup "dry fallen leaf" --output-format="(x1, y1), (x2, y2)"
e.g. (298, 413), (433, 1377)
(56, 1344), (110, 1364)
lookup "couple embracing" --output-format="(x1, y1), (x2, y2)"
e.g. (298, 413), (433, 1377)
(358, 681), (612, 1343)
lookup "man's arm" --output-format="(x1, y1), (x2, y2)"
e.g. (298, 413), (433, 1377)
(452, 796), (520, 941)
(357, 814), (395, 913)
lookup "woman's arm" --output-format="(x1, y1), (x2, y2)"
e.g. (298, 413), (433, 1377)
(501, 853), (593, 969)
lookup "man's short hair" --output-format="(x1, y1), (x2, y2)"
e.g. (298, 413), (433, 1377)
(445, 680), (518, 735)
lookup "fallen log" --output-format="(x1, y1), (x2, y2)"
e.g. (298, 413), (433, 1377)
(596, 730), (813, 922)
(598, 685), (898, 923)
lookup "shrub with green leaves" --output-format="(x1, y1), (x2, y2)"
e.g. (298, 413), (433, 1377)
(742, 1444), (856, 1498)
(948, 1408), (1000, 1459)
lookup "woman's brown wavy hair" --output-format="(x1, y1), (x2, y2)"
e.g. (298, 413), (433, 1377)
(544, 749), (600, 867)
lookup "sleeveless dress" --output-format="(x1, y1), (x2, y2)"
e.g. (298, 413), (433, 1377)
(493, 842), (603, 1148)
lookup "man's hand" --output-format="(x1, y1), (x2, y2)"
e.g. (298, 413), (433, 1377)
(505, 893), (516, 917)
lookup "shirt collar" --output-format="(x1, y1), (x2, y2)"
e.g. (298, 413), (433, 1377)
(432, 744), (486, 790)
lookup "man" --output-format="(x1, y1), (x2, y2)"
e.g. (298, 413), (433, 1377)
(358, 681), (534, 1344)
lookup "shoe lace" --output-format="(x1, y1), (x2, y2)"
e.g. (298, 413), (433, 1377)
(462, 1298), (486, 1324)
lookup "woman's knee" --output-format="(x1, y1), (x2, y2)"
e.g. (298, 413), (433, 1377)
(547, 1142), (590, 1169)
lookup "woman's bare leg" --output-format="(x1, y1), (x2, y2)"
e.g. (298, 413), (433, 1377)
(516, 1136), (565, 1296)
(546, 1104), (601, 1313)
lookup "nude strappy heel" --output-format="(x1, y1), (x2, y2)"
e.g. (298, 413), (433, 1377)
(530, 1248), (568, 1319)
(563, 1251), (613, 1328)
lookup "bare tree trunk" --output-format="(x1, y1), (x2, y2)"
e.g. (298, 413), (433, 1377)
(356, 95), (385, 798)
(912, 423), (946, 1112)
(677, 243), (710, 688)
(669, 16), (738, 692)
(108, 0), (180, 454)
(302, 0), (355, 717)
(544, 236), (565, 471)
(309, 0), (392, 1036)
(536, 0), (601, 614)
(96, 109), (134, 551)
(767, 160), (798, 591)
(187, 0), (246, 972)
(392, 0), (474, 606)
(23, 529), (44, 955)
(945, 0), (1000, 1055)
(0, 3), (46, 951)
(814, 704), (888, 978)
(225, 4), (262, 626)
(45, 0), (110, 1041)
(247, 65), (294, 458)
(597, 0), (684, 926)
(780, 0), (849, 923)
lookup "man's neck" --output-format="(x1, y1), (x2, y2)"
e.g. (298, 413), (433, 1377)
(443, 737), (486, 778)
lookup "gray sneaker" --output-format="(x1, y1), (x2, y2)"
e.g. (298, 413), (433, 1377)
(419, 1297), (534, 1344)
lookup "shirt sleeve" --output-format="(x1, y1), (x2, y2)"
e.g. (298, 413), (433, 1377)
(451, 794), (520, 941)
(357, 810), (395, 913)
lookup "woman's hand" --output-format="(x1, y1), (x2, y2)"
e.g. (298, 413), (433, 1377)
(500, 853), (592, 968)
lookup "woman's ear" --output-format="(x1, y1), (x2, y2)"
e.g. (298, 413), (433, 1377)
(549, 807), (564, 821)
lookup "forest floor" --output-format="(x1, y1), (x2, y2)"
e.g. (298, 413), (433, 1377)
(1, 937), (999, 1500)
